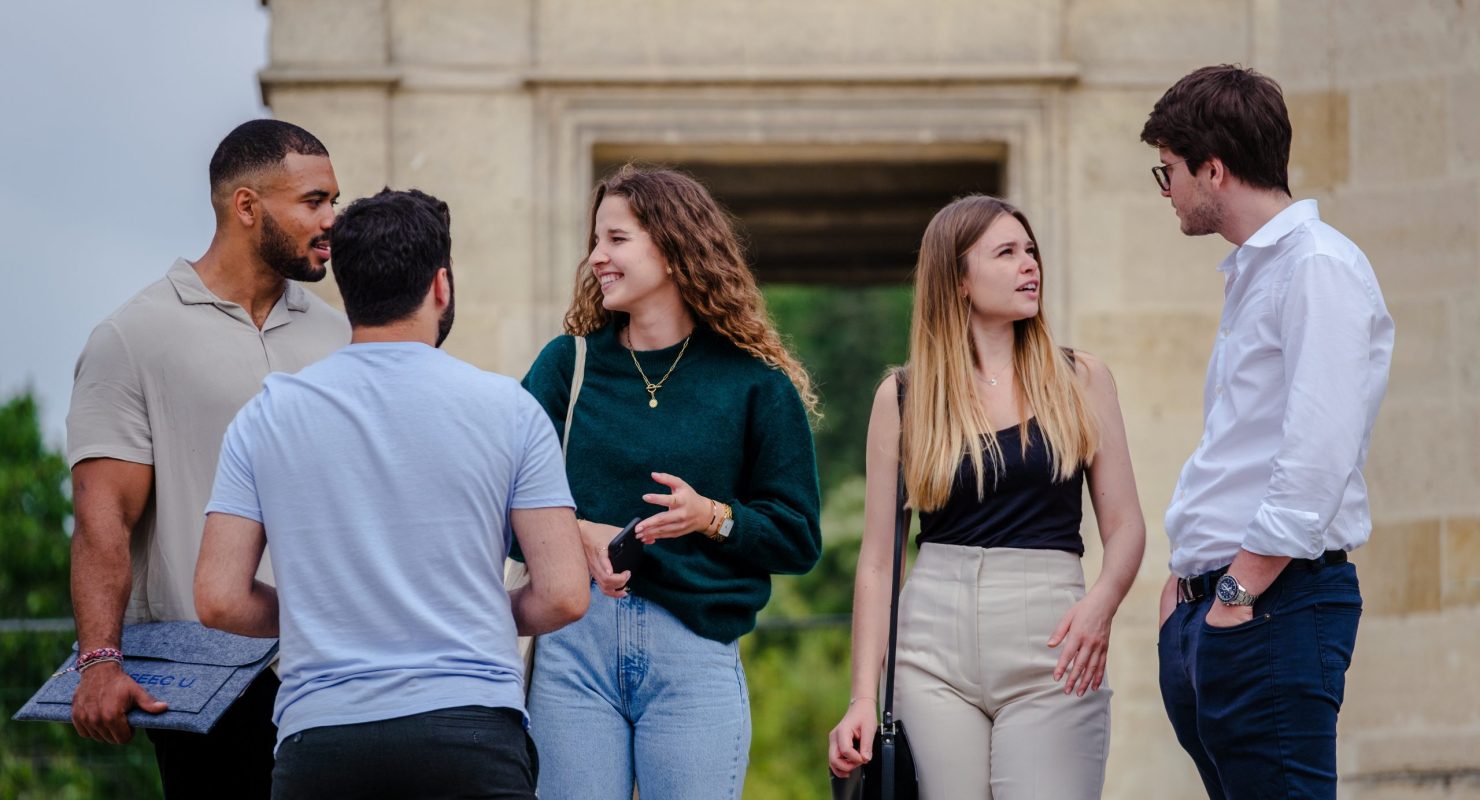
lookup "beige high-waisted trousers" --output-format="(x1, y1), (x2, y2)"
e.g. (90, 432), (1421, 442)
(894, 544), (1110, 799)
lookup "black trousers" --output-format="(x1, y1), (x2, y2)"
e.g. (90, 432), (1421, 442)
(271, 705), (539, 800)
(146, 670), (279, 798)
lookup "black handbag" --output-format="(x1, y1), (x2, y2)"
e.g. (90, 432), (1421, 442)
(830, 710), (917, 800)
(831, 377), (919, 800)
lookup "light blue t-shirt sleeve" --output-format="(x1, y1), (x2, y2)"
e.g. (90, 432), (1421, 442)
(206, 400), (264, 523)
(509, 389), (575, 510)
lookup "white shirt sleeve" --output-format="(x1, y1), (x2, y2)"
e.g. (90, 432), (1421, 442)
(1241, 253), (1385, 559)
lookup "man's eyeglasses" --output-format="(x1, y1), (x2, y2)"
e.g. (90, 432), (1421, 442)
(1151, 159), (1188, 191)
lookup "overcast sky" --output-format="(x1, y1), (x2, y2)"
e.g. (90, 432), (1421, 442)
(0, 1), (270, 443)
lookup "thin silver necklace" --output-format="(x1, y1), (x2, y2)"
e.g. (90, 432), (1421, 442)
(979, 356), (1012, 387)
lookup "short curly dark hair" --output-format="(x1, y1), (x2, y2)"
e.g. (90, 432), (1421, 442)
(330, 188), (452, 328)
(1141, 65), (1292, 195)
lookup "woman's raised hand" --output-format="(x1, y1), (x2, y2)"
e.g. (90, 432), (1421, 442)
(637, 472), (716, 543)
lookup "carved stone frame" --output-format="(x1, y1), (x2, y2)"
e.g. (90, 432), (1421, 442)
(529, 82), (1070, 335)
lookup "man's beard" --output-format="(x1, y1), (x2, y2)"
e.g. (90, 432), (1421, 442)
(436, 266), (456, 348)
(1179, 187), (1225, 237)
(259, 209), (327, 283)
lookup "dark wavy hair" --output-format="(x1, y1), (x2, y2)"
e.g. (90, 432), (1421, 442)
(330, 188), (451, 328)
(1140, 65), (1292, 195)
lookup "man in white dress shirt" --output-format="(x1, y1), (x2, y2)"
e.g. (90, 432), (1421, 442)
(1142, 65), (1394, 799)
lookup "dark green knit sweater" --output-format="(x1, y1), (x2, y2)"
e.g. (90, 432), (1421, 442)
(521, 324), (822, 643)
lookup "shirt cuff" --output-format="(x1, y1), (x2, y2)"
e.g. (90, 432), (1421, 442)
(1242, 503), (1324, 560)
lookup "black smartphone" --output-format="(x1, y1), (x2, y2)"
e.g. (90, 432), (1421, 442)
(607, 517), (645, 576)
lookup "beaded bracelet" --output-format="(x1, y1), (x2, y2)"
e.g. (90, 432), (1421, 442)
(78, 655), (124, 672)
(52, 647), (125, 678)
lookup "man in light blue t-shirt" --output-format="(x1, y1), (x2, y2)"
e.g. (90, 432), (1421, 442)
(195, 189), (589, 799)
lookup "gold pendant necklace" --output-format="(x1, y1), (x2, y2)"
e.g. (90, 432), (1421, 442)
(625, 329), (692, 409)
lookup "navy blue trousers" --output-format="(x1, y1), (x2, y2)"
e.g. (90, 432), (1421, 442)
(1158, 560), (1361, 799)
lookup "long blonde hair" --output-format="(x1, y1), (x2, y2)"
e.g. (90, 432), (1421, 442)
(563, 164), (819, 416)
(902, 195), (1098, 512)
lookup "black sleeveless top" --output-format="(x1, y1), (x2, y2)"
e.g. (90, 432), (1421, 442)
(915, 419), (1085, 555)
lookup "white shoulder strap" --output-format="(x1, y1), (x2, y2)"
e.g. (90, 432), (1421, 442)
(562, 336), (586, 459)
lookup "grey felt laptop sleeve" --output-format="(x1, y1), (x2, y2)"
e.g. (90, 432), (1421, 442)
(13, 621), (278, 734)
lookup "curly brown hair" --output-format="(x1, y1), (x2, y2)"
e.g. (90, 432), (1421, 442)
(563, 164), (819, 417)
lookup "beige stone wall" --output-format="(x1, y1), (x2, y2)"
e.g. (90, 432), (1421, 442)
(262, 1), (1480, 796)
(1271, 3), (1480, 796)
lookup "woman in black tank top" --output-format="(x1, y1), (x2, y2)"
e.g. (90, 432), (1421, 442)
(916, 402), (1085, 554)
(829, 196), (1146, 799)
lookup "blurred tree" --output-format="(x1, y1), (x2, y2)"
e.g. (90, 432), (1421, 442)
(744, 478), (865, 799)
(0, 394), (71, 617)
(0, 393), (161, 798)
(763, 284), (912, 497)
(741, 285), (913, 799)
(744, 474), (920, 800)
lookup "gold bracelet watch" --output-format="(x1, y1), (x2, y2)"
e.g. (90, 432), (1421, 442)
(706, 502), (734, 543)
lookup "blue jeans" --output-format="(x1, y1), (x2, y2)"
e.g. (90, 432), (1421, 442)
(1159, 559), (1362, 799)
(527, 584), (751, 800)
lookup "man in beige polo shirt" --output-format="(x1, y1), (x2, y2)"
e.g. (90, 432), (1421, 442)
(65, 119), (349, 797)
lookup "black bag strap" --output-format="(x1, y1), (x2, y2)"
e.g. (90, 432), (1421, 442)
(881, 370), (911, 729)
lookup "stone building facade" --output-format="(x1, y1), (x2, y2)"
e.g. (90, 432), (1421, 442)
(261, 1), (1480, 796)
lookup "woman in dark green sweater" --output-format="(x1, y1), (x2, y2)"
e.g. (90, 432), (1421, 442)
(521, 165), (822, 800)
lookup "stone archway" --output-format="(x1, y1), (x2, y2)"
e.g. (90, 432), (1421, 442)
(594, 143), (1004, 285)
(529, 83), (1069, 337)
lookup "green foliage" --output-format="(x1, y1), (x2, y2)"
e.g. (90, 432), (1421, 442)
(743, 473), (922, 800)
(740, 287), (912, 799)
(2, 631), (163, 800)
(0, 395), (72, 618)
(764, 284), (912, 494)
(0, 394), (162, 798)
(742, 625), (853, 800)
(742, 479), (865, 800)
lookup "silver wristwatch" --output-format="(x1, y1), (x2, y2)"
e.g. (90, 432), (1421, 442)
(1215, 574), (1257, 606)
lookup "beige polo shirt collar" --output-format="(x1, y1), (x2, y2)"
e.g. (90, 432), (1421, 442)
(165, 258), (310, 331)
